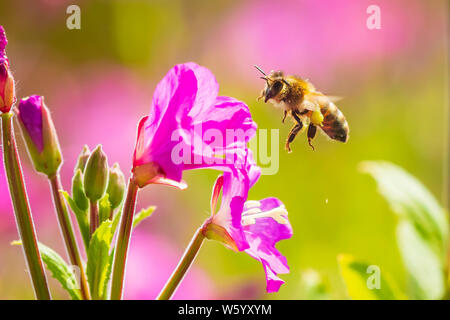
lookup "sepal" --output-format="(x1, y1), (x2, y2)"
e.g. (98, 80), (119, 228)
(202, 219), (238, 251)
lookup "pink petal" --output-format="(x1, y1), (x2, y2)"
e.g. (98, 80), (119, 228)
(242, 198), (293, 293)
(133, 63), (256, 188)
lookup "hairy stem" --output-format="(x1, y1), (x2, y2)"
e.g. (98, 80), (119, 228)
(157, 226), (205, 300)
(1, 112), (51, 300)
(110, 178), (139, 300)
(49, 174), (91, 300)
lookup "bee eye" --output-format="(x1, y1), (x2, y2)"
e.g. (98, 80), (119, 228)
(269, 81), (283, 97)
(264, 80), (284, 102)
(272, 81), (283, 91)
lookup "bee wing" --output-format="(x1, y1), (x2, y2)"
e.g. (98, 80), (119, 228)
(326, 95), (343, 103)
(308, 91), (343, 102)
(302, 92), (327, 112)
(301, 99), (320, 112)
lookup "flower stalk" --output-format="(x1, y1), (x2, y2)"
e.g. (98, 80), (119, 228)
(48, 174), (91, 300)
(89, 200), (99, 237)
(110, 177), (139, 300)
(1, 112), (51, 300)
(157, 225), (206, 300)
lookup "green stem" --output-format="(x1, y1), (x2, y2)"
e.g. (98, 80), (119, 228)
(49, 174), (91, 300)
(110, 178), (139, 300)
(89, 200), (99, 237)
(1, 112), (51, 300)
(156, 227), (205, 300)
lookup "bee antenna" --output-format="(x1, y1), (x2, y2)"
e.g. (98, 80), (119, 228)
(254, 65), (267, 77)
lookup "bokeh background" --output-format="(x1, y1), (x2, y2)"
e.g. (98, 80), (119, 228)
(0, 0), (447, 299)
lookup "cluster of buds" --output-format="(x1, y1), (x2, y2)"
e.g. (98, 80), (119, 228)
(0, 26), (15, 113)
(71, 145), (126, 231)
(15, 94), (126, 241)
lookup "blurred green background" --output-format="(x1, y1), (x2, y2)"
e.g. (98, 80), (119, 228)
(0, 0), (447, 299)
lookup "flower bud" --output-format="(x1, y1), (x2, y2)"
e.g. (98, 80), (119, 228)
(17, 95), (62, 177)
(72, 169), (89, 212)
(106, 163), (125, 209)
(0, 26), (16, 113)
(83, 145), (109, 202)
(75, 145), (91, 173)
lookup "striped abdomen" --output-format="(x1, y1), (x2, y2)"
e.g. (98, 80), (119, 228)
(319, 101), (349, 142)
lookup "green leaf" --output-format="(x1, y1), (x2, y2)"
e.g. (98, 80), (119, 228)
(338, 254), (406, 300)
(86, 220), (114, 299)
(99, 194), (112, 224)
(102, 248), (115, 299)
(361, 161), (448, 257)
(133, 206), (156, 228)
(62, 190), (90, 249)
(12, 241), (82, 300)
(361, 161), (448, 299)
(397, 221), (446, 299)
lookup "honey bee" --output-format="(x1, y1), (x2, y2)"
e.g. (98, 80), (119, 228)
(255, 66), (349, 152)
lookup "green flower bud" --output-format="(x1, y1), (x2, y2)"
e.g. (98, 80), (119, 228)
(16, 95), (62, 177)
(72, 169), (89, 212)
(106, 163), (125, 210)
(83, 145), (108, 202)
(75, 145), (91, 173)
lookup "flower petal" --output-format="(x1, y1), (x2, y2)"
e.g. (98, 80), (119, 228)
(0, 25), (7, 60)
(211, 149), (260, 250)
(18, 95), (44, 152)
(242, 198), (293, 293)
(133, 62), (256, 188)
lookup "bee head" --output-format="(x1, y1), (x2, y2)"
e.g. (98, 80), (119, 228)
(263, 80), (284, 102)
(254, 66), (290, 103)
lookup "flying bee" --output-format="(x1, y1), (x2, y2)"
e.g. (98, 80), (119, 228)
(255, 65), (349, 152)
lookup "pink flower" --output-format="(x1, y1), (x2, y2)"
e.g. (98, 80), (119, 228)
(241, 198), (292, 293)
(132, 62), (256, 188)
(0, 26), (15, 113)
(16, 95), (62, 177)
(206, 151), (292, 293)
(0, 26), (7, 60)
(18, 96), (44, 152)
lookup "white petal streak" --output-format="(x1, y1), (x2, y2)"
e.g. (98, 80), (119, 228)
(242, 204), (288, 226)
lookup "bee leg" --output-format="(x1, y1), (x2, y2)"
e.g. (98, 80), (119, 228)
(285, 122), (303, 153)
(307, 124), (317, 151)
(298, 109), (309, 115)
(282, 110), (287, 123)
(291, 109), (303, 124)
